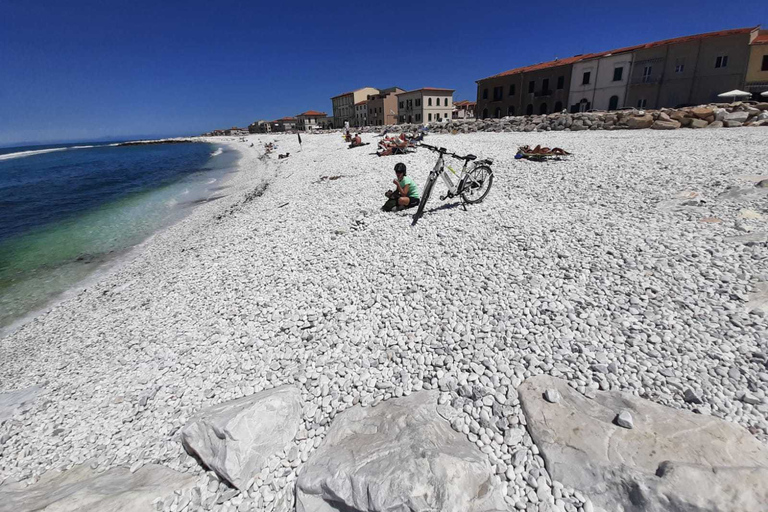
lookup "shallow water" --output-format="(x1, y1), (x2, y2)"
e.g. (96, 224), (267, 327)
(0, 141), (239, 331)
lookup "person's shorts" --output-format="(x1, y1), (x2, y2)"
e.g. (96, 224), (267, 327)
(405, 197), (420, 208)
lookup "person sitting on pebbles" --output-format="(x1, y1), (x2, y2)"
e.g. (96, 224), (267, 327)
(382, 163), (420, 211)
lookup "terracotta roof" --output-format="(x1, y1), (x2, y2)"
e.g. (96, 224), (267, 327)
(753, 33), (768, 44)
(275, 117), (296, 122)
(354, 100), (368, 106)
(297, 110), (327, 117)
(396, 87), (455, 95)
(454, 100), (476, 107)
(478, 26), (758, 82)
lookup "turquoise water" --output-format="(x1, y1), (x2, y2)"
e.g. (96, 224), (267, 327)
(0, 142), (239, 331)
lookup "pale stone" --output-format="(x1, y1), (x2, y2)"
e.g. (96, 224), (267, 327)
(296, 391), (506, 512)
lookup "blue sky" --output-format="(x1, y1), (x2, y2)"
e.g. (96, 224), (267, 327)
(1, 0), (766, 146)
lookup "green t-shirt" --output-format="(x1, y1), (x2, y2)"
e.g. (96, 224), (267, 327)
(399, 176), (419, 199)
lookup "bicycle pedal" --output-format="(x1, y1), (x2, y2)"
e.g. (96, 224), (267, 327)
(439, 194), (448, 200)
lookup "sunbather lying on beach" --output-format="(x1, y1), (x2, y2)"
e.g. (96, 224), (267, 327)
(382, 163), (420, 211)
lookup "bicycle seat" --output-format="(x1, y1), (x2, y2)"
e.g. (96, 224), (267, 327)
(463, 154), (477, 161)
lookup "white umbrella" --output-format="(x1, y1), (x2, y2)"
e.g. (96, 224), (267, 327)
(717, 89), (751, 102)
(762, 91), (768, 97)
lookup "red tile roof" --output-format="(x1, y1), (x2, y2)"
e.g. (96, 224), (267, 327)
(396, 87), (455, 95)
(454, 100), (477, 107)
(297, 110), (327, 117)
(753, 33), (768, 44)
(275, 117), (296, 122)
(478, 26), (757, 82)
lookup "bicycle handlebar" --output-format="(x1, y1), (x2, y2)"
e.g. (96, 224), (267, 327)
(419, 143), (476, 162)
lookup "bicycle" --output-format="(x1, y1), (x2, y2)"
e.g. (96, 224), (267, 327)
(411, 143), (494, 226)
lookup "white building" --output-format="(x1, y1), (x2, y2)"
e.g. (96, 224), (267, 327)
(396, 87), (454, 124)
(568, 49), (637, 112)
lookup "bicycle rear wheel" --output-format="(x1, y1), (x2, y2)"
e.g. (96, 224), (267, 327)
(460, 165), (493, 204)
(411, 174), (436, 226)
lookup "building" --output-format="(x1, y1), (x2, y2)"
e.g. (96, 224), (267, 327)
(367, 87), (404, 126)
(626, 27), (756, 109)
(354, 101), (368, 126)
(248, 120), (272, 133)
(272, 117), (297, 132)
(396, 88), (454, 124)
(476, 26), (761, 117)
(296, 111), (328, 131)
(331, 87), (379, 128)
(453, 100), (476, 119)
(745, 29), (768, 99)
(476, 56), (581, 119)
(568, 48), (638, 112)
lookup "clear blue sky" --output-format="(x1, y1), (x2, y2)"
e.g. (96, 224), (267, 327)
(1, 0), (765, 146)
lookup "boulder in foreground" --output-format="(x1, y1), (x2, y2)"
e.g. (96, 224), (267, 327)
(518, 375), (768, 512)
(296, 391), (506, 512)
(0, 462), (195, 512)
(181, 385), (302, 489)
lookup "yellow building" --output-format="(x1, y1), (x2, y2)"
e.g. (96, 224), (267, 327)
(746, 30), (768, 98)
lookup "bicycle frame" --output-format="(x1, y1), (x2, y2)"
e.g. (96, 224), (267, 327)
(430, 152), (471, 199)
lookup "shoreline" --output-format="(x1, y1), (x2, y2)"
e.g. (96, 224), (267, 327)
(0, 140), (246, 338)
(0, 130), (766, 510)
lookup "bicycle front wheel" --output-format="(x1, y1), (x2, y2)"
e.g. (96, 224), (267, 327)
(460, 165), (493, 204)
(412, 174), (436, 226)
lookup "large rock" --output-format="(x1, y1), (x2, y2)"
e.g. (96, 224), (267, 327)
(296, 391), (506, 512)
(651, 119), (681, 130)
(0, 386), (42, 424)
(518, 375), (768, 512)
(626, 114), (653, 129)
(181, 385), (302, 489)
(0, 462), (195, 512)
(689, 118), (709, 129)
(691, 106), (714, 119)
(706, 120), (724, 129)
(724, 111), (749, 123)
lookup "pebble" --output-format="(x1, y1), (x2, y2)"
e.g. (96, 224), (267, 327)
(615, 411), (634, 429)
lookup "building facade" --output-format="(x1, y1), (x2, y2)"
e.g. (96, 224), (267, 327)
(477, 26), (760, 116)
(453, 100), (476, 119)
(476, 56), (580, 119)
(331, 87), (379, 128)
(568, 49), (636, 112)
(396, 88), (454, 124)
(296, 111), (328, 131)
(625, 28), (755, 109)
(354, 101), (368, 126)
(272, 117), (297, 132)
(248, 120), (272, 133)
(367, 87), (404, 126)
(745, 30), (768, 99)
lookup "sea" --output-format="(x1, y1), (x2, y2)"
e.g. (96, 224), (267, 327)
(0, 140), (239, 334)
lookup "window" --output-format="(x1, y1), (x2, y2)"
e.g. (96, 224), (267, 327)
(415, 113), (421, 122)
(415, 99), (421, 107)
(507, 105), (515, 116)
(528, 80), (535, 93)
(613, 67), (623, 81)
(482, 88), (488, 99)
(715, 55), (728, 68)
(399, 115), (404, 123)
(482, 108), (488, 119)
(399, 101), (404, 109)
(539, 103), (548, 115)
(428, 113), (432, 121)
(495, 107), (501, 118)
(542, 78), (549, 92)
(554, 101), (562, 112)
(642, 66), (652, 83)
(674, 58), (685, 73)
(428, 98), (432, 106)
(526, 104), (533, 115)
(556, 76), (564, 89)
(637, 98), (647, 108)
(444, 98), (448, 106)
(436, 114), (441, 121)
(509, 84), (516, 96)
(582, 71), (591, 85)
(608, 95), (619, 110)
(493, 86), (503, 101)
(762, 55), (768, 71)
